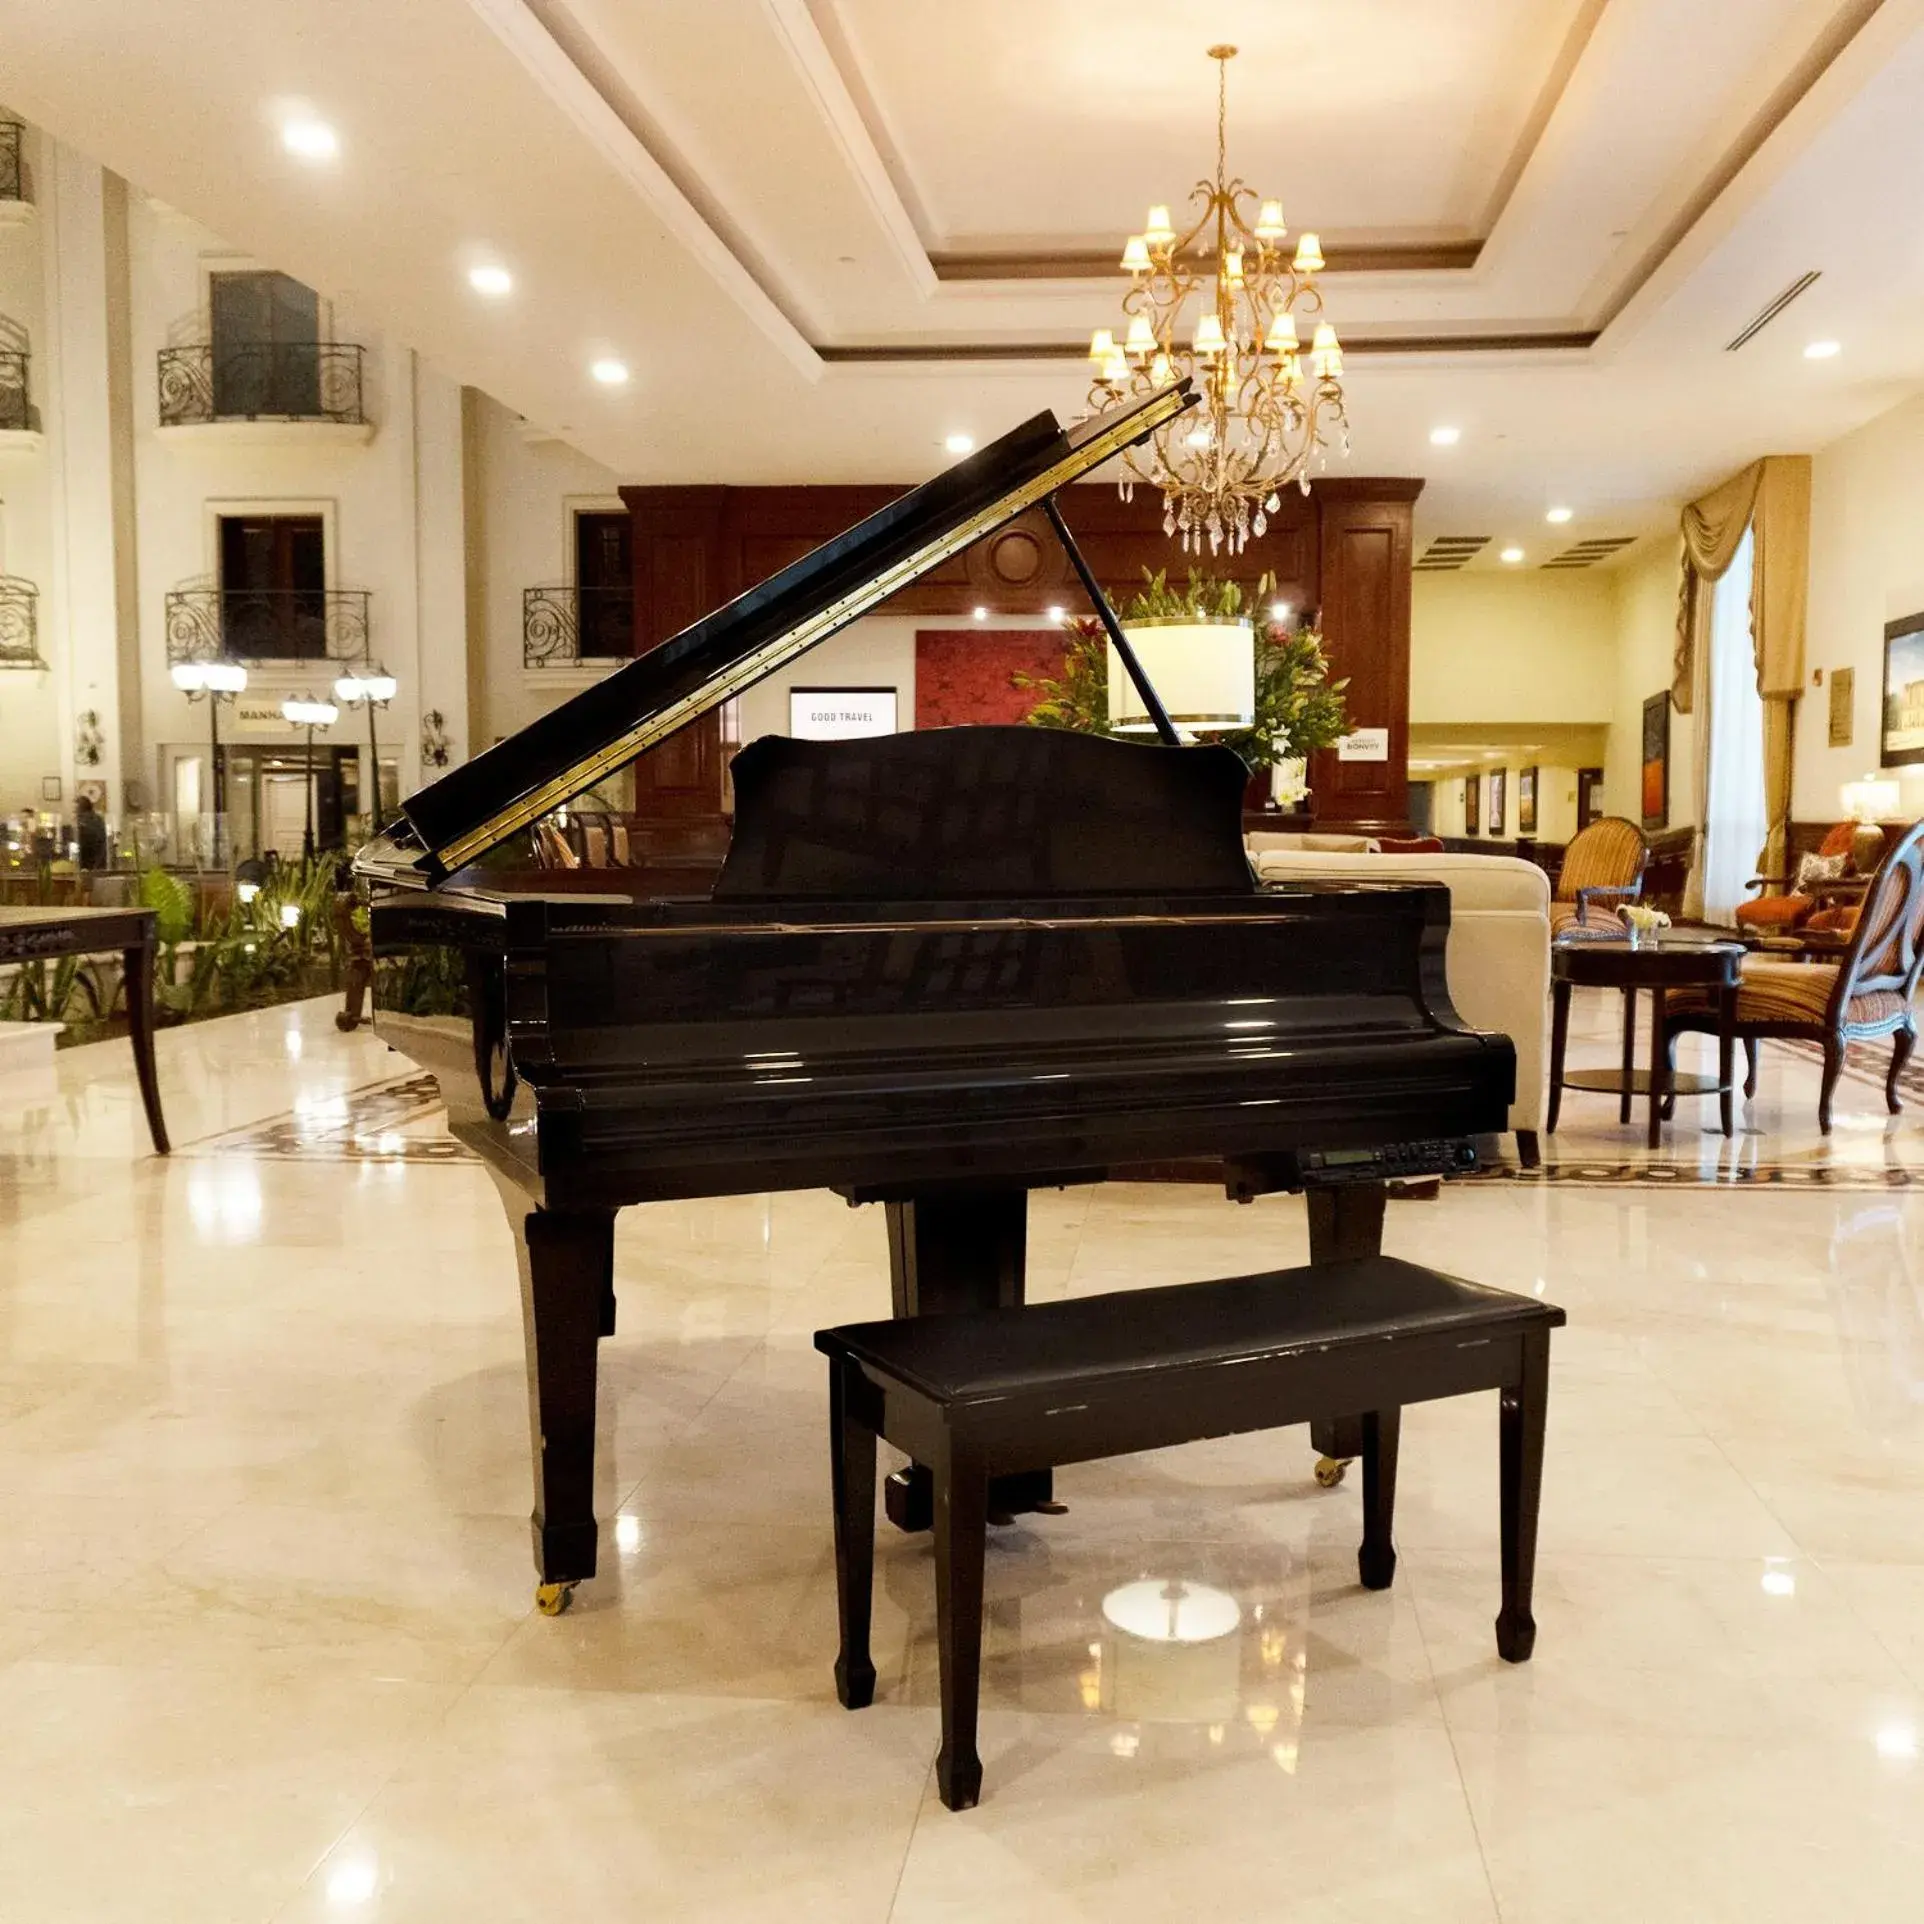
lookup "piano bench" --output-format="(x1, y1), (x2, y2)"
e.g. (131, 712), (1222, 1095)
(815, 1256), (1564, 1811)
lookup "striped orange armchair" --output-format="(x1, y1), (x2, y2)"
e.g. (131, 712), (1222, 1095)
(1665, 819), (1924, 1133)
(1548, 816), (1649, 935)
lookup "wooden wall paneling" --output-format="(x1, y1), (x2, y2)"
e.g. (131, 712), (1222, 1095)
(1310, 485), (1418, 832)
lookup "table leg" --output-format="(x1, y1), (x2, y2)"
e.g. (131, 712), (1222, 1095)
(122, 939), (169, 1155)
(1546, 979), (1571, 1134)
(1718, 985), (1736, 1139)
(1646, 984), (1667, 1150)
(1619, 986), (1638, 1125)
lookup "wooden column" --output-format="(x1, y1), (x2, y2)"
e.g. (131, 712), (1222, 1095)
(1309, 480), (1419, 835)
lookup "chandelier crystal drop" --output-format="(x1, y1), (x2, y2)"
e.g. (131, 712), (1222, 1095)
(1085, 46), (1351, 555)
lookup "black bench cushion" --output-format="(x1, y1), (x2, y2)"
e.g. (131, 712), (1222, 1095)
(816, 1256), (1564, 1408)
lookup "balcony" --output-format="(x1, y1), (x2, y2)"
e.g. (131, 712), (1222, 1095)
(523, 585), (633, 668)
(155, 340), (373, 444)
(165, 586), (372, 667)
(0, 348), (36, 436)
(0, 123), (30, 223)
(0, 576), (43, 669)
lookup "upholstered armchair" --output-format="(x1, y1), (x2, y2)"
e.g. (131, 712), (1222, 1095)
(1664, 819), (1924, 1133)
(1547, 816), (1649, 935)
(1735, 820), (1883, 941)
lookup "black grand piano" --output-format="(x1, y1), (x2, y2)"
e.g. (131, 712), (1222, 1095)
(357, 386), (1514, 1613)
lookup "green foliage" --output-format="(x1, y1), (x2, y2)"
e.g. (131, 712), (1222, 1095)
(375, 941), (469, 1018)
(139, 864), (196, 944)
(0, 953), (101, 1025)
(1014, 567), (1349, 771)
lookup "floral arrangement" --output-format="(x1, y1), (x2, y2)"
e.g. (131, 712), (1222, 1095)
(1620, 904), (1670, 937)
(1013, 569), (1348, 773)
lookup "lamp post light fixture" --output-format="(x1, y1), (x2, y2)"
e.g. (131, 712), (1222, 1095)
(170, 658), (248, 839)
(280, 692), (338, 864)
(332, 662), (398, 825)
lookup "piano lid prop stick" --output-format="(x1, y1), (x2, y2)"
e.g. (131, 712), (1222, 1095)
(1041, 496), (1182, 749)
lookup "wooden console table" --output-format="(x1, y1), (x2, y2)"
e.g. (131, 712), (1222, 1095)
(0, 906), (169, 1153)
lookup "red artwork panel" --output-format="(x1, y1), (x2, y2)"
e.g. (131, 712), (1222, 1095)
(915, 629), (1068, 729)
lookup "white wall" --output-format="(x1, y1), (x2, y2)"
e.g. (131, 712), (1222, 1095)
(1411, 571), (1616, 726)
(1798, 388), (1924, 822)
(1603, 542), (1694, 830)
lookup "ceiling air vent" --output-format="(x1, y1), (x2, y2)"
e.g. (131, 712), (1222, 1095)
(1542, 536), (1639, 570)
(1415, 535), (1490, 572)
(1725, 271), (1821, 352)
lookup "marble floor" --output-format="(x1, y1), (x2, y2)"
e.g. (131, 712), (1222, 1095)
(4, 987), (1924, 1920)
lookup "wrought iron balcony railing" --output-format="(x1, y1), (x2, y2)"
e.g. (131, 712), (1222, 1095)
(0, 350), (31, 432)
(156, 340), (367, 427)
(0, 124), (23, 205)
(165, 586), (372, 665)
(523, 584), (634, 667)
(0, 576), (43, 669)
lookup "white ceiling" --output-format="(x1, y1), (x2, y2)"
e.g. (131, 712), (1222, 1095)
(5, 0), (1924, 565)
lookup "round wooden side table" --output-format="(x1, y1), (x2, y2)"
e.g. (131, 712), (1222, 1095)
(1547, 935), (1744, 1149)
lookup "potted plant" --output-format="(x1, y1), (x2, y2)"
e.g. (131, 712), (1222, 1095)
(1016, 569), (1349, 810)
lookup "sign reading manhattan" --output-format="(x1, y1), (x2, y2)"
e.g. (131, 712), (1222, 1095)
(789, 688), (898, 741)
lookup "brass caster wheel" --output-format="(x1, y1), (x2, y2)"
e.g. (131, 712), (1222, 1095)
(534, 1581), (577, 1617)
(1313, 1455), (1351, 1489)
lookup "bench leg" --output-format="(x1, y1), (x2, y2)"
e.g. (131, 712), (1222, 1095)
(934, 1448), (989, 1811)
(830, 1362), (878, 1711)
(1497, 1330), (1550, 1663)
(1357, 1408), (1400, 1590)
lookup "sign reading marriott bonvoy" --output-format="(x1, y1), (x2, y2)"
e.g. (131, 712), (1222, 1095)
(789, 688), (898, 740)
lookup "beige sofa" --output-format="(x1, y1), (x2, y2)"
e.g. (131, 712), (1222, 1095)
(1247, 848), (1551, 1163)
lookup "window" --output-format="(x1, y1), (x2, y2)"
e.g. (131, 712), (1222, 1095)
(574, 510), (633, 659)
(1699, 525), (1767, 923)
(209, 271), (322, 418)
(218, 513), (326, 658)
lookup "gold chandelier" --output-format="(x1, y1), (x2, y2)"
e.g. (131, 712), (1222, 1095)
(1087, 45), (1349, 555)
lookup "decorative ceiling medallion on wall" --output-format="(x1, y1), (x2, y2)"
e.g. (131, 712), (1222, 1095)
(1085, 46), (1349, 556)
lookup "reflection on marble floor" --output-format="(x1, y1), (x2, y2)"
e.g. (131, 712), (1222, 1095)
(5, 990), (1924, 1919)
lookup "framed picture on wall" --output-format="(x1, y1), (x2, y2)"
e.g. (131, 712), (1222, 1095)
(1640, 692), (1670, 829)
(1486, 769), (1506, 836)
(1463, 774), (1478, 834)
(1518, 766), (1538, 836)
(1882, 614), (1924, 766)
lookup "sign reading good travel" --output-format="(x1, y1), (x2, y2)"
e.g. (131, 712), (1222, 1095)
(1336, 727), (1389, 762)
(789, 688), (898, 740)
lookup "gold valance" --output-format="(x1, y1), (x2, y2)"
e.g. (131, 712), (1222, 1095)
(1672, 453), (1811, 711)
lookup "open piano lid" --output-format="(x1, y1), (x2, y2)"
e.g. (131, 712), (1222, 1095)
(357, 383), (1196, 889)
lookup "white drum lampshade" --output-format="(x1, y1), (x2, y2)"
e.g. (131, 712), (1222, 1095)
(1108, 618), (1255, 736)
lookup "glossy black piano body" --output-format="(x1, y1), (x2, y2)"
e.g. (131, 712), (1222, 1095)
(359, 392), (1514, 1609)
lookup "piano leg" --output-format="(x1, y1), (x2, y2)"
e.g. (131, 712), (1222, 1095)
(491, 1171), (614, 1613)
(1305, 1182), (1387, 1486)
(880, 1189), (1055, 1530)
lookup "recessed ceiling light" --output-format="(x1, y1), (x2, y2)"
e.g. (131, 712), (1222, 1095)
(1500, 546), (1525, 564)
(280, 116), (339, 163)
(944, 432), (975, 455)
(972, 606), (988, 621)
(469, 264), (513, 298)
(589, 359), (630, 386)
(1270, 601), (1291, 622)
(1546, 506), (1573, 524)
(1430, 426), (1461, 447)
(1805, 339), (1841, 360)
(1046, 605), (1065, 624)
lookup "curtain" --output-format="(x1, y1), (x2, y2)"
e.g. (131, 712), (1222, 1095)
(1699, 527), (1767, 923)
(1675, 455), (1811, 897)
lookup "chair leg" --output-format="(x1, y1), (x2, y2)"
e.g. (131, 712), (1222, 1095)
(1619, 986), (1638, 1126)
(1496, 1332), (1549, 1663)
(1358, 1408), (1400, 1591)
(1514, 1129), (1541, 1170)
(1659, 1030), (1679, 1122)
(1819, 1040), (1845, 1136)
(1743, 1036), (1760, 1100)
(934, 1448), (989, 1811)
(830, 1362), (877, 1712)
(1889, 1025), (1916, 1116)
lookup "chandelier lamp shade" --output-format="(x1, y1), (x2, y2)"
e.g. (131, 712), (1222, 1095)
(1107, 617), (1256, 737)
(170, 658), (248, 696)
(1088, 45), (1350, 555)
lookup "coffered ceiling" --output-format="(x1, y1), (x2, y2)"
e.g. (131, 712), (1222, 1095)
(5, 0), (1924, 564)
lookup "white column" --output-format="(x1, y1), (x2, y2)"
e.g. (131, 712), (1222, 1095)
(412, 355), (470, 785)
(39, 144), (125, 811)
